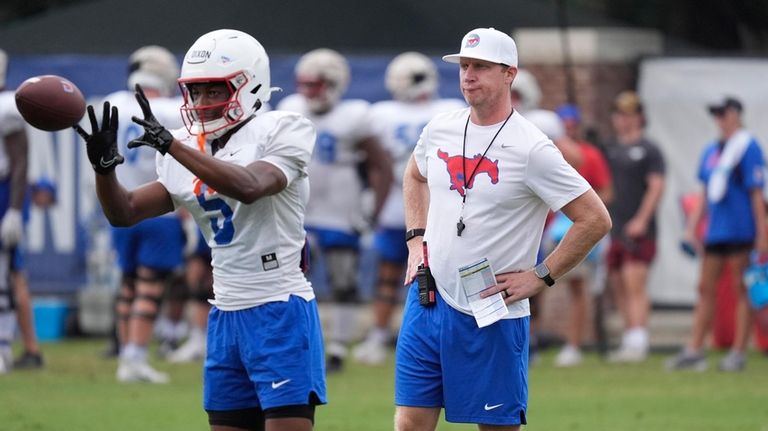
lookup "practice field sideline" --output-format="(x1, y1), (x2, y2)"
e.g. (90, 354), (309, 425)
(1, 340), (767, 430)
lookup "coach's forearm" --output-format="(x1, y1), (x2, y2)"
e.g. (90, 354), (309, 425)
(546, 189), (611, 280)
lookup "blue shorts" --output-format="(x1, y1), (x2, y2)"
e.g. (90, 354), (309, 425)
(373, 228), (408, 264)
(305, 226), (359, 250)
(204, 296), (327, 411)
(111, 217), (184, 273)
(395, 282), (529, 426)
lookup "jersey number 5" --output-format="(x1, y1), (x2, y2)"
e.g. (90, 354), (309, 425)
(196, 193), (235, 245)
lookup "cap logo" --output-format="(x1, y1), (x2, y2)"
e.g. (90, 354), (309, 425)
(465, 34), (480, 48)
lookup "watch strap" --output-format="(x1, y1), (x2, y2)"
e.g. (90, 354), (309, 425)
(535, 262), (556, 287)
(405, 228), (426, 242)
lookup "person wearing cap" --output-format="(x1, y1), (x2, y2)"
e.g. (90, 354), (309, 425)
(396, 27), (610, 430)
(666, 96), (767, 372)
(604, 91), (666, 363)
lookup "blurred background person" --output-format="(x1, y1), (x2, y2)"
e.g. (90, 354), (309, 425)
(352, 52), (464, 366)
(666, 96), (766, 372)
(539, 104), (613, 367)
(605, 91), (665, 363)
(103, 45), (185, 383)
(0, 48), (43, 372)
(278, 48), (393, 373)
(165, 219), (212, 363)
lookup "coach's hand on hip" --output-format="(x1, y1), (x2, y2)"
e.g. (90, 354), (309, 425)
(482, 270), (547, 305)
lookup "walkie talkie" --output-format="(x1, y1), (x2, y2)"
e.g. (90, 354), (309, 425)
(417, 241), (437, 306)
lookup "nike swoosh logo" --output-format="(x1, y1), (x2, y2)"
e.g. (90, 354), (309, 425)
(228, 148), (243, 157)
(484, 403), (504, 411)
(500, 143), (514, 148)
(271, 379), (291, 389)
(99, 156), (118, 168)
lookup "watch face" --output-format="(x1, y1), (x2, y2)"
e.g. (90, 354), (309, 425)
(535, 263), (549, 278)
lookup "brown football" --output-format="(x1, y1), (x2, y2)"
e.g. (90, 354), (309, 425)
(15, 75), (86, 131)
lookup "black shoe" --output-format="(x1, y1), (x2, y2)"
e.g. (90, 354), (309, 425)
(13, 351), (44, 369)
(101, 341), (120, 359)
(326, 355), (344, 374)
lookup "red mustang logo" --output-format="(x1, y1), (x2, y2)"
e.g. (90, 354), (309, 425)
(437, 149), (499, 197)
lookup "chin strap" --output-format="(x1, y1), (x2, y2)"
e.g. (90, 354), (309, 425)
(197, 133), (207, 153)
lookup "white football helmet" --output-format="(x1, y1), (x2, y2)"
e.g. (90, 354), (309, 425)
(179, 29), (272, 139)
(525, 109), (565, 140)
(510, 68), (541, 113)
(0, 48), (7, 90)
(385, 52), (438, 102)
(127, 45), (179, 97)
(295, 48), (349, 113)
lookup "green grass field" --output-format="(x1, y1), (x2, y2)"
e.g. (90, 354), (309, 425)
(2, 339), (768, 430)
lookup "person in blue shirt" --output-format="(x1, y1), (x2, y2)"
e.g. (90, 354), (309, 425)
(667, 96), (767, 372)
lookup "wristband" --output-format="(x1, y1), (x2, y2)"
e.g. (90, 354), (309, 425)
(405, 228), (425, 242)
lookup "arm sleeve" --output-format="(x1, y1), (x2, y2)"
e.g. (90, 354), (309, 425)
(646, 142), (666, 175)
(261, 113), (316, 184)
(525, 139), (591, 212)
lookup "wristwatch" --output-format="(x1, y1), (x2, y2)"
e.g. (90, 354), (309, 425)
(405, 228), (426, 242)
(534, 262), (555, 287)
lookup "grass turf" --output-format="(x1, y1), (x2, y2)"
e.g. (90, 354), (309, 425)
(2, 339), (768, 430)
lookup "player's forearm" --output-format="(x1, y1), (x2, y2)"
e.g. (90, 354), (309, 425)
(5, 130), (29, 210)
(95, 174), (136, 226)
(168, 141), (277, 203)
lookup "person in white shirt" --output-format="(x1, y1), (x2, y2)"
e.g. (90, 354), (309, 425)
(76, 29), (326, 431)
(352, 51), (464, 366)
(278, 48), (392, 372)
(395, 27), (610, 430)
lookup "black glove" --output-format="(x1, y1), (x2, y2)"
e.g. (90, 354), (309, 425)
(74, 102), (124, 175)
(128, 84), (175, 155)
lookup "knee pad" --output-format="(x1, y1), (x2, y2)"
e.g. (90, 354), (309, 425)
(136, 268), (172, 284)
(207, 407), (264, 431)
(325, 248), (359, 302)
(131, 293), (163, 320)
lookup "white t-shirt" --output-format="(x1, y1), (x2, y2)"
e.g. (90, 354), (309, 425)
(368, 98), (466, 228)
(277, 94), (372, 233)
(414, 108), (590, 318)
(0, 91), (26, 180)
(103, 91), (184, 191)
(157, 111), (316, 310)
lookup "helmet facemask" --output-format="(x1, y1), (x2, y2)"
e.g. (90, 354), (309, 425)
(179, 71), (261, 138)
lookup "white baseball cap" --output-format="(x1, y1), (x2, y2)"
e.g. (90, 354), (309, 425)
(442, 27), (518, 67)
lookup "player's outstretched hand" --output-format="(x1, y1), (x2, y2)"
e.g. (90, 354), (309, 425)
(128, 84), (174, 155)
(74, 102), (124, 175)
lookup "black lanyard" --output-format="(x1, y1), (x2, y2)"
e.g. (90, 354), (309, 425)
(457, 110), (513, 236)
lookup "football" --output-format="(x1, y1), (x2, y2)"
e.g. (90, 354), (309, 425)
(15, 75), (86, 131)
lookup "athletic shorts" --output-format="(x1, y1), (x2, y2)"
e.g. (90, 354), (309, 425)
(305, 226), (359, 250)
(395, 282), (529, 426)
(373, 227), (408, 264)
(705, 241), (753, 256)
(606, 236), (656, 270)
(111, 217), (184, 273)
(204, 296), (327, 411)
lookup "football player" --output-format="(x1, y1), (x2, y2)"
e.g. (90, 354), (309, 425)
(0, 48), (43, 372)
(352, 52), (465, 365)
(278, 48), (393, 373)
(99, 45), (186, 383)
(76, 29), (326, 430)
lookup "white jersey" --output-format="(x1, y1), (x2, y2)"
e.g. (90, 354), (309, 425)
(103, 91), (183, 190)
(277, 94), (372, 233)
(0, 91), (25, 180)
(369, 98), (465, 228)
(414, 108), (590, 318)
(157, 111), (316, 310)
